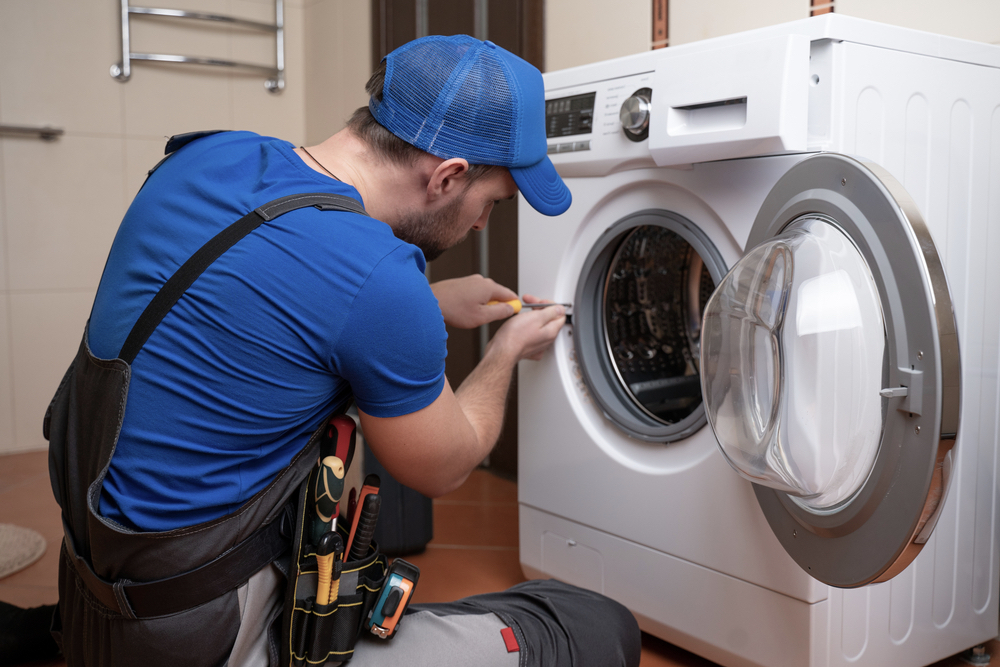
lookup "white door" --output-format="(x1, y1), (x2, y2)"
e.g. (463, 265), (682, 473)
(700, 153), (960, 588)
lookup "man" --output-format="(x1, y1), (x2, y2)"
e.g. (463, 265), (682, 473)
(42, 34), (640, 667)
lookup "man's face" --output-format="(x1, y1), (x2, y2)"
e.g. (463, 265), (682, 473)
(394, 169), (518, 262)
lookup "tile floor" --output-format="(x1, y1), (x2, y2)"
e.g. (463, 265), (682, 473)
(0, 451), (996, 667)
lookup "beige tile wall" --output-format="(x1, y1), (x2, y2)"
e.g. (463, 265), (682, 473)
(0, 0), (366, 454)
(0, 1), (125, 136)
(545, 0), (652, 72)
(836, 0), (1000, 45)
(668, 0), (1000, 46)
(303, 0), (372, 145)
(0, 296), (12, 450)
(0, 127), (7, 295)
(669, 0), (805, 46)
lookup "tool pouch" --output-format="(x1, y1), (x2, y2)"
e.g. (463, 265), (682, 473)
(282, 471), (388, 666)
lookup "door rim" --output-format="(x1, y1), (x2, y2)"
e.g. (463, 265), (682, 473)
(708, 153), (960, 587)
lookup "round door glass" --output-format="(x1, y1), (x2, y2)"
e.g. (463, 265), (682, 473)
(701, 216), (886, 511)
(575, 210), (727, 443)
(604, 226), (713, 425)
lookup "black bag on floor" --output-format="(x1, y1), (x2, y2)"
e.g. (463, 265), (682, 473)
(364, 451), (433, 556)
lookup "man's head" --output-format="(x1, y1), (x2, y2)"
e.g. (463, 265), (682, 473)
(384, 166), (517, 261)
(347, 58), (506, 193)
(345, 35), (570, 259)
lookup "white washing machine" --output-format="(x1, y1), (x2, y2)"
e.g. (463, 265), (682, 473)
(518, 14), (1000, 667)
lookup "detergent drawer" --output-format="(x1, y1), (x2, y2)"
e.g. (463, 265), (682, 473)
(648, 34), (811, 166)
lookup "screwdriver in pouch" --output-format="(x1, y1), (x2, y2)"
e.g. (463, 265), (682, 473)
(345, 474), (381, 560)
(487, 299), (571, 314)
(348, 492), (381, 561)
(329, 537), (344, 602)
(312, 455), (345, 545)
(315, 532), (342, 607)
(323, 415), (357, 474)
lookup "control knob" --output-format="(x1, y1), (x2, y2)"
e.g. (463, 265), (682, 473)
(619, 88), (652, 142)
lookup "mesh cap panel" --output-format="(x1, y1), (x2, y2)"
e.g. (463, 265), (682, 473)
(370, 34), (572, 216)
(379, 36), (518, 165)
(438, 56), (516, 164)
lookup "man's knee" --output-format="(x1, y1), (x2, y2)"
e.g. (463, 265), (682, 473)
(506, 579), (641, 667)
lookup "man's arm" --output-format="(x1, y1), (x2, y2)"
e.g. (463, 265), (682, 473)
(357, 298), (565, 497)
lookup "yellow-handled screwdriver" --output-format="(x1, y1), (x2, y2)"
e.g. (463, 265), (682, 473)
(315, 532), (342, 607)
(311, 455), (345, 545)
(487, 299), (571, 314)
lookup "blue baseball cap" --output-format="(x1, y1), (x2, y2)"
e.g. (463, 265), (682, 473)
(370, 35), (571, 217)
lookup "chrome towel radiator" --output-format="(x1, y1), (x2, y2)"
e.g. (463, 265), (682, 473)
(111, 0), (285, 92)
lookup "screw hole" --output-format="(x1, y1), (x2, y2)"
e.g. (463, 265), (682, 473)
(810, 74), (820, 86)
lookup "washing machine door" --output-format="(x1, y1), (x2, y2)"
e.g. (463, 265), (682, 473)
(700, 153), (959, 588)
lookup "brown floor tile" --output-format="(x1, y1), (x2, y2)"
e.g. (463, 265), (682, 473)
(929, 638), (1000, 666)
(0, 452), (66, 665)
(438, 468), (517, 504)
(0, 451), (49, 494)
(403, 545), (526, 605)
(640, 633), (719, 667)
(0, 484), (64, 590)
(635, 630), (1000, 666)
(431, 500), (519, 548)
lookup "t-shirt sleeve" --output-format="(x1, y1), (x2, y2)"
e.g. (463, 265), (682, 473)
(334, 245), (447, 417)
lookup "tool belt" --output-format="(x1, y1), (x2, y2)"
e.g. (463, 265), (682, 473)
(283, 469), (389, 666)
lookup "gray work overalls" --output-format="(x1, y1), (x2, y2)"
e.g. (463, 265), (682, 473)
(44, 173), (368, 666)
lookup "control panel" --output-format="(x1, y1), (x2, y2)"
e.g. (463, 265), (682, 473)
(546, 93), (595, 138)
(544, 71), (656, 177)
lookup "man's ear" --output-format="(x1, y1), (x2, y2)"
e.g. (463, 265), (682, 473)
(427, 158), (470, 201)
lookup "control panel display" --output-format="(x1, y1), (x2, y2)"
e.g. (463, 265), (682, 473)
(546, 93), (595, 138)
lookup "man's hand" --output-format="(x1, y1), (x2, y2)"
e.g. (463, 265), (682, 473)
(430, 275), (518, 329)
(486, 294), (566, 362)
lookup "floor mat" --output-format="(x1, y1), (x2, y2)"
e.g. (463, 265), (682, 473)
(0, 524), (46, 580)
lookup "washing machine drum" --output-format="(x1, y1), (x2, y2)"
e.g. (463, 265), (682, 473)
(573, 210), (728, 442)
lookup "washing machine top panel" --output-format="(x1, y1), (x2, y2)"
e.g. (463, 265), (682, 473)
(542, 15), (1000, 175)
(701, 153), (959, 588)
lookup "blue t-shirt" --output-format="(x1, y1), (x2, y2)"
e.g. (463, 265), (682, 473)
(89, 131), (447, 532)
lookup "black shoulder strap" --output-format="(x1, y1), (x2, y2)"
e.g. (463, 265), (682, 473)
(118, 193), (369, 364)
(164, 129), (228, 155)
(141, 131), (229, 190)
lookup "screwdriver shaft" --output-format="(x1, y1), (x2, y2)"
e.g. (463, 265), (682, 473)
(487, 298), (571, 313)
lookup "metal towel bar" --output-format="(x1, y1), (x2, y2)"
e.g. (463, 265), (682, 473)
(111, 0), (285, 92)
(0, 125), (65, 141)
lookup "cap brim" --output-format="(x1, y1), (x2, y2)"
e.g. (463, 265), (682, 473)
(510, 156), (571, 217)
